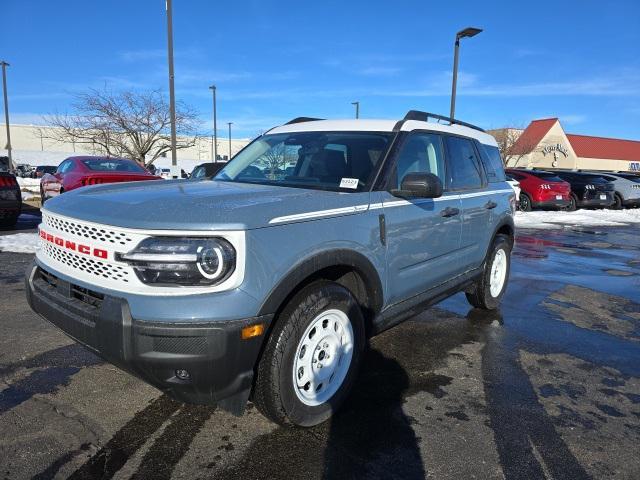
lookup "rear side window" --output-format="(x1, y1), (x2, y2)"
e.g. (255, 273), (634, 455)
(56, 160), (74, 174)
(479, 144), (506, 182)
(445, 136), (483, 190)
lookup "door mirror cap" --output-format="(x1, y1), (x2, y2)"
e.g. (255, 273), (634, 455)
(393, 173), (443, 198)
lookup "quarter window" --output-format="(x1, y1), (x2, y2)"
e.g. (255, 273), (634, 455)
(445, 136), (483, 190)
(479, 144), (506, 182)
(393, 133), (445, 189)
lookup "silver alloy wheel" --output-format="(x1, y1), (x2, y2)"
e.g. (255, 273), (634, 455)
(292, 309), (354, 406)
(489, 248), (507, 298)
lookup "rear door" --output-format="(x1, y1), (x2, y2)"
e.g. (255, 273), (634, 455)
(379, 132), (463, 305)
(444, 135), (492, 271)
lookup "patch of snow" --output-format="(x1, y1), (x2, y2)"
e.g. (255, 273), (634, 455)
(0, 233), (39, 253)
(515, 209), (640, 230)
(16, 177), (41, 187)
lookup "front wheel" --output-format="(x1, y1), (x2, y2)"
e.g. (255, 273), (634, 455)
(466, 234), (512, 310)
(253, 281), (365, 427)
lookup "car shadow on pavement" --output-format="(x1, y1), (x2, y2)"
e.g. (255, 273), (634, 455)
(215, 345), (425, 480)
(469, 308), (592, 480)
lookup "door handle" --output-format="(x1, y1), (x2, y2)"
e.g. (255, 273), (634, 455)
(440, 207), (460, 218)
(484, 201), (497, 210)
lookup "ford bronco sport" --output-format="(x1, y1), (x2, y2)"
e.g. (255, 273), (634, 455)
(26, 111), (515, 427)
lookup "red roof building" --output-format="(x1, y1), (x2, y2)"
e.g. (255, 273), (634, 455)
(493, 118), (640, 172)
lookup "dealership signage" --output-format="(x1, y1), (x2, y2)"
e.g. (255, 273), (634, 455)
(542, 143), (569, 157)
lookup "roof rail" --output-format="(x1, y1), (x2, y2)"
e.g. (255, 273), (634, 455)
(285, 117), (324, 125)
(402, 110), (485, 132)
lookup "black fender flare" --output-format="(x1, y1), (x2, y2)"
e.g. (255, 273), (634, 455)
(257, 248), (383, 318)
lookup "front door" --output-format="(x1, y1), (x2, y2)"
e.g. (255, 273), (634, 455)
(379, 132), (463, 305)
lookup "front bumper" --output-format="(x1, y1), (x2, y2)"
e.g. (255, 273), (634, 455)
(25, 262), (273, 414)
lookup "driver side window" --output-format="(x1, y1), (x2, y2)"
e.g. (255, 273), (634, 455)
(393, 133), (445, 189)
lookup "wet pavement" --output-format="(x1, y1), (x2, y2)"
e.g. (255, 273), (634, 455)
(0, 225), (639, 479)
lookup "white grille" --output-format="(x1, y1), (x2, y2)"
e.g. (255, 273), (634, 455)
(37, 210), (247, 296)
(42, 212), (134, 246)
(42, 242), (131, 283)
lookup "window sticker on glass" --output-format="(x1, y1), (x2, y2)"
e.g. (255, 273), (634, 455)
(339, 178), (359, 189)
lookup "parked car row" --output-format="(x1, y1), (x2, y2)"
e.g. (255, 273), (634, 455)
(506, 168), (640, 211)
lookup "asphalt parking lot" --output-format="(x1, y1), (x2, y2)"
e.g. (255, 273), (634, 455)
(1, 221), (639, 480)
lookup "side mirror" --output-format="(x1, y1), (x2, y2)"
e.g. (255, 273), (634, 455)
(394, 172), (443, 198)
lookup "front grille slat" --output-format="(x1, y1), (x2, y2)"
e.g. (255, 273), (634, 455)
(42, 212), (134, 245)
(38, 269), (104, 310)
(42, 242), (130, 283)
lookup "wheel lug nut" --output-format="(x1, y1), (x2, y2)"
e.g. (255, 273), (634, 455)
(312, 358), (317, 363)
(318, 363), (323, 369)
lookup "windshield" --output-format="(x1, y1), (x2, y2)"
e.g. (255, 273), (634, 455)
(215, 131), (393, 192)
(82, 159), (146, 173)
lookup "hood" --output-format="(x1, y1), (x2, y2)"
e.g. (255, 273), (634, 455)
(43, 179), (369, 230)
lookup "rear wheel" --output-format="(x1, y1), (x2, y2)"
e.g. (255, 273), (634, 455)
(566, 194), (578, 212)
(519, 193), (532, 212)
(253, 281), (365, 427)
(466, 234), (512, 310)
(612, 193), (623, 210)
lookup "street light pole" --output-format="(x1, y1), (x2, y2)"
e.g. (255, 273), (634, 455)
(450, 27), (482, 122)
(165, 0), (178, 176)
(1, 61), (13, 170)
(209, 85), (217, 163)
(227, 122), (233, 160)
(351, 101), (360, 119)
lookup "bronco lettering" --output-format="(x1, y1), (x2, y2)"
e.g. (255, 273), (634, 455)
(39, 228), (109, 260)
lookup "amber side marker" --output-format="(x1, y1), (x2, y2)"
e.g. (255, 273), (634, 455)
(241, 323), (265, 340)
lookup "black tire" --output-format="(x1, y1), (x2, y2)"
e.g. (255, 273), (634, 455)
(566, 194), (578, 212)
(253, 281), (365, 427)
(519, 193), (532, 212)
(0, 216), (18, 229)
(465, 234), (512, 310)
(612, 193), (623, 210)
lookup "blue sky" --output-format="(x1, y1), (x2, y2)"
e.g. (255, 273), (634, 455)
(3, 0), (640, 139)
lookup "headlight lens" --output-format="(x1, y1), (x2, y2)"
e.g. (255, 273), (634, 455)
(119, 237), (236, 286)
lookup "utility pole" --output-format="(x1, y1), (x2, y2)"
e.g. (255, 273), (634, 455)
(165, 0), (178, 177)
(1, 61), (13, 170)
(351, 101), (360, 119)
(450, 27), (482, 122)
(227, 122), (233, 160)
(209, 84), (217, 163)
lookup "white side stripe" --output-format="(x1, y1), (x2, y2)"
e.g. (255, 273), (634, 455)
(268, 189), (514, 224)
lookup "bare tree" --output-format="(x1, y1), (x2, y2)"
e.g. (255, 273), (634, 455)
(257, 143), (288, 178)
(489, 127), (536, 167)
(38, 88), (200, 165)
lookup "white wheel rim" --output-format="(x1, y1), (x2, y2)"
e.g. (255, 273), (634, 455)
(489, 248), (507, 297)
(292, 309), (354, 406)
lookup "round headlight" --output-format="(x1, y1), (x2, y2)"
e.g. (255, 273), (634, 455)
(197, 244), (224, 279)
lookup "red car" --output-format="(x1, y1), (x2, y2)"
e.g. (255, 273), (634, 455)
(505, 169), (571, 211)
(41, 156), (162, 204)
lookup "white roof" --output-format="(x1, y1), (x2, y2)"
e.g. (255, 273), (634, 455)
(269, 118), (498, 147)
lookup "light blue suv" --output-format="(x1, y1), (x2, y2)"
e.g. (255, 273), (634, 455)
(26, 110), (515, 426)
